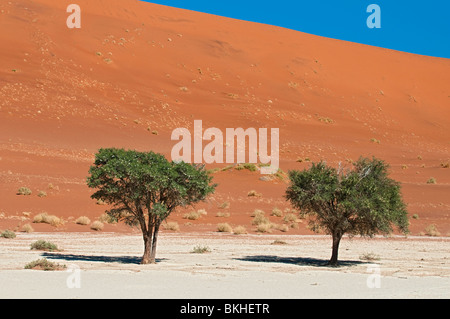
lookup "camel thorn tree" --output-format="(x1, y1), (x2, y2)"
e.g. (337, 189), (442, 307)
(87, 148), (216, 264)
(285, 156), (409, 266)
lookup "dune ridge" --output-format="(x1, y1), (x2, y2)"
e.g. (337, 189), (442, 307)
(0, 0), (449, 235)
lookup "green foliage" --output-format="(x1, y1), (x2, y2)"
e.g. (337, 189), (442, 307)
(286, 157), (409, 265)
(87, 148), (216, 263)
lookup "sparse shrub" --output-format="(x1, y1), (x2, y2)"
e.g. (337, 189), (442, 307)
(427, 177), (437, 184)
(98, 213), (117, 224)
(191, 245), (211, 254)
(271, 208), (283, 217)
(252, 212), (269, 226)
(283, 213), (298, 223)
(216, 212), (230, 218)
(233, 225), (247, 235)
(37, 191), (47, 198)
(256, 223), (272, 233)
(251, 209), (265, 217)
(183, 211), (201, 220)
(274, 223), (289, 232)
(163, 221), (180, 231)
(30, 240), (59, 252)
(17, 187), (32, 195)
(90, 221), (104, 231)
(425, 224), (440, 237)
(75, 216), (91, 225)
(33, 213), (64, 227)
(247, 190), (262, 197)
(1, 230), (16, 239)
(21, 224), (34, 233)
(217, 223), (233, 233)
(412, 214), (419, 220)
(24, 258), (66, 271)
(441, 162), (449, 168)
(370, 138), (380, 144)
(218, 201), (230, 209)
(318, 117), (334, 124)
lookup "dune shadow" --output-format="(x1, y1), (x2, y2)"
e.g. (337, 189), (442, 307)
(234, 255), (365, 268)
(42, 252), (167, 265)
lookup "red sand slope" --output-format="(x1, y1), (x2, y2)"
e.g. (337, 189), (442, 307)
(0, 0), (449, 235)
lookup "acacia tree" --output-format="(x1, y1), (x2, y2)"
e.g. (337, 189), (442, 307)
(285, 157), (409, 266)
(87, 148), (216, 264)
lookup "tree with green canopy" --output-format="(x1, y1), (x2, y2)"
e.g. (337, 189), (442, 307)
(285, 156), (409, 266)
(87, 148), (216, 264)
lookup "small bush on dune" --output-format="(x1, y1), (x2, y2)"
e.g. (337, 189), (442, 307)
(217, 223), (233, 233)
(233, 225), (247, 235)
(182, 209), (207, 220)
(75, 216), (91, 225)
(17, 187), (32, 196)
(256, 223), (273, 233)
(247, 190), (262, 197)
(21, 224), (34, 233)
(33, 213), (64, 227)
(90, 221), (104, 231)
(271, 208), (283, 217)
(283, 213), (298, 223)
(163, 221), (180, 231)
(98, 213), (117, 224)
(37, 191), (47, 198)
(425, 224), (440, 237)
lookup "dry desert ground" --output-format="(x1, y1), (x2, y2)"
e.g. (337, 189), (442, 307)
(0, 232), (449, 299)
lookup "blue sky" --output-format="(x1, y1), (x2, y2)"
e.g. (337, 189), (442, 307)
(144, 0), (450, 59)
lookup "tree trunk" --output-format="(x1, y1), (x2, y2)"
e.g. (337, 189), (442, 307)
(141, 233), (152, 264)
(149, 223), (160, 264)
(328, 232), (342, 266)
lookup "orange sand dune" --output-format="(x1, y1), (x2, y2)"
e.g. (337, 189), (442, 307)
(0, 0), (449, 236)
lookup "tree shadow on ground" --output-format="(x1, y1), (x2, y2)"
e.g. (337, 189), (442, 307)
(234, 255), (365, 268)
(42, 252), (167, 265)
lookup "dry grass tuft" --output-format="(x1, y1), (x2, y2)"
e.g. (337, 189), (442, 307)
(247, 190), (262, 197)
(17, 187), (32, 195)
(163, 221), (180, 231)
(33, 213), (64, 227)
(233, 225), (247, 235)
(75, 216), (91, 225)
(217, 223), (233, 233)
(21, 224), (34, 233)
(90, 221), (104, 231)
(424, 224), (440, 237)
